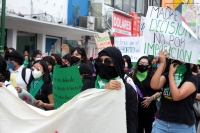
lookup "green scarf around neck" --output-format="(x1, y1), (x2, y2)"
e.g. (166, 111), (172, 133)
(136, 71), (148, 82)
(95, 75), (119, 89)
(30, 77), (44, 97)
(174, 64), (187, 87)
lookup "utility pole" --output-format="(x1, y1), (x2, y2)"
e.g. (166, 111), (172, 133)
(0, 0), (6, 56)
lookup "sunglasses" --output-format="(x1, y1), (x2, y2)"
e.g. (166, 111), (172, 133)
(95, 57), (113, 66)
(31, 67), (41, 71)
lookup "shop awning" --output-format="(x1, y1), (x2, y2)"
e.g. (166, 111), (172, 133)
(5, 14), (99, 40)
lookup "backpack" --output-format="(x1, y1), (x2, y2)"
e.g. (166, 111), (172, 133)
(21, 67), (27, 85)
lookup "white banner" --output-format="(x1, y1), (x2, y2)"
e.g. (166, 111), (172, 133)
(144, 6), (200, 64)
(115, 37), (144, 62)
(0, 80), (126, 133)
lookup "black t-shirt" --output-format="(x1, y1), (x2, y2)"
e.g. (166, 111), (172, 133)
(134, 76), (160, 117)
(35, 82), (53, 104)
(82, 78), (138, 133)
(157, 72), (198, 126)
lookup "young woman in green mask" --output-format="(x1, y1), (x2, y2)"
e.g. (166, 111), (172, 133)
(132, 56), (162, 133)
(151, 50), (198, 133)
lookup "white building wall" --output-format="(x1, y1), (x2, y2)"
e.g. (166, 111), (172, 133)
(4, 0), (68, 24)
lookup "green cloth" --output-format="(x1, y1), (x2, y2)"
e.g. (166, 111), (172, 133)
(163, 63), (187, 101)
(174, 64), (187, 87)
(30, 77), (44, 97)
(50, 72), (53, 81)
(152, 64), (157, 69)
(136, 71), (148, 82)
(95, 75), (119, 89)
(23, 58), (29, 68)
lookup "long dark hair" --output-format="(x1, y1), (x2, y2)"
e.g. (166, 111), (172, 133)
(0, 55), (10, 81)
(71, 47), (87, 63)
(43, 56), (56, 73)
(132, 56), (153, 80)
(123, 55), (132, 69)
(51, 54), (62, 65)
(27, 60), (51, 91)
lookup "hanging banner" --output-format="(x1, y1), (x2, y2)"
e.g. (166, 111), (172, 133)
(112, 11), (132, 36)
(0, 80), (126, 133)
(53, 65), (83, 109)
(94, 32), (112, 52)
(115, 37), (143, 62)
(144, 6), (200, 64)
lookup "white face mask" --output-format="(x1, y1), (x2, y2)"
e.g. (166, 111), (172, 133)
(35, 58), (42, 61)
(32, 69), (43, 79)
(125, 62), (128, 68)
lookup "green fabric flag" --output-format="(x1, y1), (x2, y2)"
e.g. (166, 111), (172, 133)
(53, 65), (83, 109)
(95, 75), (119, 89)
(163, 64), (187, 101)
(136, 71), (148, 82)
(30, 77), (44, 97)
(23, 58), (29, 68)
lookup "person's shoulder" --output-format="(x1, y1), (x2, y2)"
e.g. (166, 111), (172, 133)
(186, 74), (198, 82)
(124, 82), (136, 94)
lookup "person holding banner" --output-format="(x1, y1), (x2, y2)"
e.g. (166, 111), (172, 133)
(132, 56), (161, 133)
(150, 50), (198, 133)
(81, 47), (138, 133)
(27, 60), (54, 110)
(71, 47), (87, 66)
(0, 55), (18, 97)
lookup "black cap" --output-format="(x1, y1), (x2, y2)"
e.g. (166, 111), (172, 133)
(78, 63), (93, 76)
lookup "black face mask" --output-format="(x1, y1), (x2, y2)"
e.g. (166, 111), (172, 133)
(98, 64), (118, 80)
(71, 56), (81, 64)
(138, 64), (149, 73)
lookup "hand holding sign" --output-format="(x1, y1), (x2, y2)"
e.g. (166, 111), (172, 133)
(159, 49), (169, 64)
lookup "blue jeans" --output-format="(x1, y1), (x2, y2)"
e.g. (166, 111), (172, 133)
(152, 119), (196, 133)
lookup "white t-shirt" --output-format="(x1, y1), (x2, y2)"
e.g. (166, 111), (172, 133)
(9, 65), (31, 89)
(124, 74), (137, 92)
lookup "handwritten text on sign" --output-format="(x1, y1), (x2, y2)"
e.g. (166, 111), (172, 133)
(115, 37), (143, 62)
(94, 32), (112, 52)
(53, 66), (82, 109)
(144, 6), (200, 64)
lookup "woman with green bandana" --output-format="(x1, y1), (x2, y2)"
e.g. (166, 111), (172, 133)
(132, 56), (161, 133)
(151, 50), (198, 133)
(81, 47), (138, 133)
(27, 60), (54, 110)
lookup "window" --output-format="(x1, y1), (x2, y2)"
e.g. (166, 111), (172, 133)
(114, 0), (122, 10)
(104, 0), (113, 6)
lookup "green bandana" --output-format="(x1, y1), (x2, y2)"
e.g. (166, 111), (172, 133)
(30, 77), (44, 97)
(174, 64), (187, 87)
(163, 64), (187, 101)
(95, 75), (119, 89)
(23, 58), (29, 68)
(136, 71), (148, 82)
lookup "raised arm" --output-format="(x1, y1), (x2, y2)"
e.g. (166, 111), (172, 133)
(150, 50), (167, 90)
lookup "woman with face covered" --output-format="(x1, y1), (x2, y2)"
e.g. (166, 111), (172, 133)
(151, 50), (198, 133)
(132, 56), (161, 133)
(71, 47), (87, 66)
(82, 47), (138, 133)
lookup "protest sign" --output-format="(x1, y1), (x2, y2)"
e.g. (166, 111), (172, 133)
(140, 16), (146, 36)
(182, 4), (197, 33)
(53, 65), (83, 109)
(115, 37), (144, 62)
(10, 74), (17, 87)
(94, 32), (112, 52)
(0, 79), (126, 133)
(144, 6), (200, 64)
